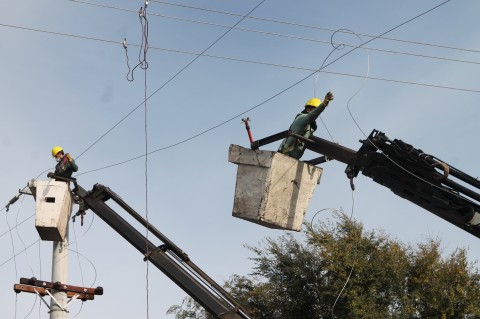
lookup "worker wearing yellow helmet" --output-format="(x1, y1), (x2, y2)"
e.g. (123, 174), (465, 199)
(51, 146), (78, 178)
(278, 91), (334, 159)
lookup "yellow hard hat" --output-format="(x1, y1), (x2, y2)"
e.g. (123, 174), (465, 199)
(51, 146), (63, 157)
(305, 98), (322, 108)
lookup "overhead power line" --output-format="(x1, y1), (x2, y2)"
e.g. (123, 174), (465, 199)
(4, 18), (476, 177)
(0, 22), (118, 45)
(74, 0), (455, 176)
(0, 22), (477, 93)
(66, 0), (480, 67)
(151, 0), (480, 55)
(0, 214), (34, 240)
(0, 240), (40, 269)
(75, 0), (266, 160)
(1, 1), (466, 178)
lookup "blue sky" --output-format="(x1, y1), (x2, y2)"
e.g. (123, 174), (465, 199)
(1, 0), (480, 318)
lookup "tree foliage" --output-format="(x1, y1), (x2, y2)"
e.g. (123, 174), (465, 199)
(168, 214), (480, 318)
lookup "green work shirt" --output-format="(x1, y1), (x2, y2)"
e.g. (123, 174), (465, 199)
(277, 103), (327, 159)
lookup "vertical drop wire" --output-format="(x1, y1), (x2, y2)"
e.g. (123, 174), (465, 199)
(141, 2), (150, 318)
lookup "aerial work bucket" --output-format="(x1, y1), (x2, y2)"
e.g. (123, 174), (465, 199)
(29, 179), (73, 241)
(228, 144), (322, 231)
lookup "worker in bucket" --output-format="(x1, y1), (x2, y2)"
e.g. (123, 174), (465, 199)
(51, 146), (78, 178)
(278, 91), (334, 159)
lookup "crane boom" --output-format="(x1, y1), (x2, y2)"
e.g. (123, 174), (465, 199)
(61, 181), (251, 319)
(252, 129), (480, 239)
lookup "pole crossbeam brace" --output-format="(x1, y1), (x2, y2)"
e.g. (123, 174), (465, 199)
(73, 184), (251, 319)
(18, 277), (103, 296)
(14, 284), (94, 301)
(45, 288), (69, 312)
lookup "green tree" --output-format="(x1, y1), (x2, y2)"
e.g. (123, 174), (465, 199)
(168, 214), (480, 319)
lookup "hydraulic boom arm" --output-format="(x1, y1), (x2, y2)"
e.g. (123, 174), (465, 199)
(252, 129), (480, 239)
(65, 182), (251, 319)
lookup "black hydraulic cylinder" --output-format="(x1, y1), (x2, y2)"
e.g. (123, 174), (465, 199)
(441, 177), (480, 205)
(448, 166), (480, 190)
(407, 150), (480, 191)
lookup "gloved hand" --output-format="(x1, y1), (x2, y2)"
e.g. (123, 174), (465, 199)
(324, 91), (334, 106)
(66, 153), (73, 162)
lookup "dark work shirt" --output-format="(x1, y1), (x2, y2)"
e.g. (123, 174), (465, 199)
(54, 156), (78, 178)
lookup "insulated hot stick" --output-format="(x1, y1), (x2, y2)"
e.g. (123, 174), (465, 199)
(241, 118), (254, 145)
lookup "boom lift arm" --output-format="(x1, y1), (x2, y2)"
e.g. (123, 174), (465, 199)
(57, 180), (251, 319)
(252, 129), (480, 239)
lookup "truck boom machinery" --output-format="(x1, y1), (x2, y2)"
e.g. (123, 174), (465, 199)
(251, 129), (480, 238)
(11, 127), (479, 319)
(48, 175), (251, 319)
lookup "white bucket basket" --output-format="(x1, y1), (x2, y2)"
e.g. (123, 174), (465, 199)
(30, 180), (73, 241)
(229, 144), (322, 231)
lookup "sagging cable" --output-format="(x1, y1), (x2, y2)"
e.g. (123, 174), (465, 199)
(124, 2), (149, 82)
(314, 29), (370, 144)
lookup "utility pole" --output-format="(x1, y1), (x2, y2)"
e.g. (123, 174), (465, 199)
(13, 178), (103, 316)
(50, 225), (69, 319)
